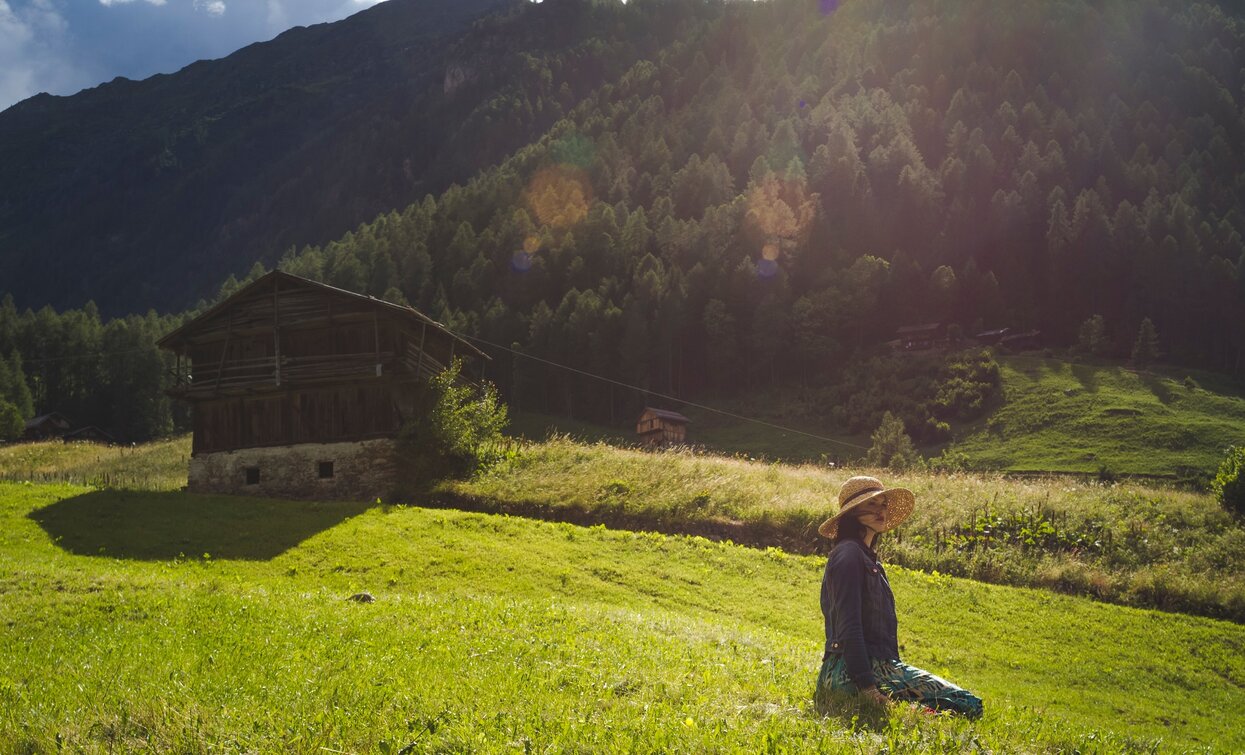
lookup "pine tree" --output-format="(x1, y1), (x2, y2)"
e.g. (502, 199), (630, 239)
(1077, 315), (1108, 356)
(865, 411), (920, 470)
(0, 400), (23, 441)
(1131, 317), (1160, 369)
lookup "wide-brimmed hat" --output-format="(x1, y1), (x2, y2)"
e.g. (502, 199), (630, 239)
(817, 475), (915, 539)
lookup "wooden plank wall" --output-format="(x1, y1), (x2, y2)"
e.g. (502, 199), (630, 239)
(193, 385), (401, 453)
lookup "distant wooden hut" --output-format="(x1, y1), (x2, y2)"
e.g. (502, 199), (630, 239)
(22, 412), (72, 441)
(636, 407), (690, 447)
(896, 323), (944, 351)
(157, 271), (486, 499)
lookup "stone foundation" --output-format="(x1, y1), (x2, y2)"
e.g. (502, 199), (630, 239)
(188, 439), (398, 501)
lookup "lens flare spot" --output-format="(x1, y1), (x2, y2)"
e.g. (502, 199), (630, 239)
(762, 242), (781, 261)
(523, 235), (542, 254)
(819, 0), (841, 15)
(526, 165), (592, 230)
(757, 258), (779, 278)
(744, 172), (817, 256)
(511, 250), (534, 272)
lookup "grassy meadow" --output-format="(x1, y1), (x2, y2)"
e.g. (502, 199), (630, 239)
(3, 480), (1244, 753)
(5, 433), (1243, 620)
(0, 437), (188, 491)
(447, 438), (1245, 621)
(948, 357), (1245, 477)
(509, 356), (1245, 480)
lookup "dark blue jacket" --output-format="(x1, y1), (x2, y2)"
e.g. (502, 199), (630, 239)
(820, 538), (900, 689)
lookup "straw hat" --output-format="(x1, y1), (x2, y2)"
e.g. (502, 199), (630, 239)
(818, 475), (915, 539)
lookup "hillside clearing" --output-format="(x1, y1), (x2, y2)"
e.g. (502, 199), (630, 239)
(948, 357), (1245, 476)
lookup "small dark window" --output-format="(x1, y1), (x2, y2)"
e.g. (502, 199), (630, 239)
(245, 467), (260, 485)
(318, 461), (334, 479)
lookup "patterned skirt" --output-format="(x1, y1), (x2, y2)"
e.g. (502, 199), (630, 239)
(815, 654), (984, 719)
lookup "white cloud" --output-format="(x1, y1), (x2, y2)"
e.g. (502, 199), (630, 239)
(265, 0), (286, 31)
(194, 0), (225, 16)
(0, 0), (91, 110)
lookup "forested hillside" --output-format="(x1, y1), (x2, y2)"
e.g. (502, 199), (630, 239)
(265, 0), (1245, 423)
(0, 0), (702, 314)
(3, 0), (1245, 444)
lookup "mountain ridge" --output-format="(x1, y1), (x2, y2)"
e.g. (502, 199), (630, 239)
(0, 0), (516, 314)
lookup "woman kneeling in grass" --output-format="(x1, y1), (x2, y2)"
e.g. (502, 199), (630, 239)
(815, 475), (983, 718)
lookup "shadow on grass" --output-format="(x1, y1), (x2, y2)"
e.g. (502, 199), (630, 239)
(29, 490), (372, 560)
(1140, 372), (1174, 404)
(814, 688), (893, 732)
(1070, 362), (1102, 393)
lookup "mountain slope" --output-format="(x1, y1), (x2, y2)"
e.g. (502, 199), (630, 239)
(0, 0), (696, 315)
(261, 0), (1245, 428)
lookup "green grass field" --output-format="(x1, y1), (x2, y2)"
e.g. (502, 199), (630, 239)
(948, 357), (1245, 476)
(2, 481), (1242, 753)
(0, 437), (188, 491)
(5, 434), (1243, 621)
(448, 438), (1245, 621)
(505, 356), (1245, 479)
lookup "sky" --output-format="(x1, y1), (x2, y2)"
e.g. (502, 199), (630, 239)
(0, 0), (386, 112)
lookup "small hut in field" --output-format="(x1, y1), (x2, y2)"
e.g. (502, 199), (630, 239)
(636, 407), (690, 448)
(157, 271), (486, 499)
(23, 412), (72, 441)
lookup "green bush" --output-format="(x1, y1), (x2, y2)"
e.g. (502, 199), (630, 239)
(1212, 446), (1245, 516)
(865, 411), (920, 470)
(396, 361), (509, 488)
(0, 400), (22, 442)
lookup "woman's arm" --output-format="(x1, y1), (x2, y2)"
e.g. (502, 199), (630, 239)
(828, 543), (877, 690)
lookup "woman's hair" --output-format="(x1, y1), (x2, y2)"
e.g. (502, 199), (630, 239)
(833, 513), (869, 544)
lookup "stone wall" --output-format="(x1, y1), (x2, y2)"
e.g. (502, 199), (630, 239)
(188, 439), (398, 501)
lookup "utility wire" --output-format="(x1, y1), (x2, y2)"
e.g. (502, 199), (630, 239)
(10, 331), (869, 452)
(460, 333), (869, 452)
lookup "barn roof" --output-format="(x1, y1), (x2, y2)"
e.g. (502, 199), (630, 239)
(25, 412), (71, 430)
(157, 270), (486, 359)
(641, 407), (691, 424)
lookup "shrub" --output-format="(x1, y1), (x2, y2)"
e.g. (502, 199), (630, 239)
(1131, 317), (1160, 369)
(1212, 446), (1245, 516)
(396, 361), (509, 488)
(0, 400), (22, 441)
(865, 411), (920, 470)
(1076, 314), (1108, 356)
(931, 349), (1000, 421)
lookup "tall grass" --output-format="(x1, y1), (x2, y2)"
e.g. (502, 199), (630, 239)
(443, 437), (1245, 621)
(0, 437), (189, 490)
(2, 482), (1242, 752)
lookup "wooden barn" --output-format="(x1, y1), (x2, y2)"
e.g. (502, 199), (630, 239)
(636, 407), (690, 448)
(157, 271), (486, 499)
(23, 412), (72, 441)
